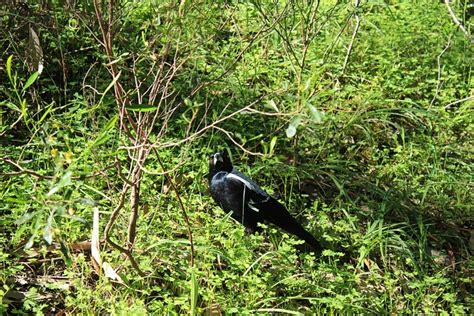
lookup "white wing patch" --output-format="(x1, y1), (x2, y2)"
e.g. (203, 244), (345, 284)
(227, 173), (255, 190)
(247, 200), (260, 212)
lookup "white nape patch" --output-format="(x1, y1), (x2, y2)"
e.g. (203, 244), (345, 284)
(213, 153), (223, 166)
(227, 173), (254, 190)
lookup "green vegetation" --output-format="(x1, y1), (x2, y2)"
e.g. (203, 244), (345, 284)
(1, 0), (472, 314)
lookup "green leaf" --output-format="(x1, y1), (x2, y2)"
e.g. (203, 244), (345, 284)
(286, 124), (296, 138)
(285, 116), (302, 138)
(286, 123), (296, 138)
(92, 115), (118, 147)
(14, 212), (36, 225)
(269, 136), (277, 156)
(60, 240), (72, 267)
(22, 72), (39, 91)
(43, 211), (54, 245)
(265, 99), (279, 112)
(21, 99), (27, 122)
(184, 98), (193, 107)
(3, 101), (21, 113)
(47, 171), (72, 196)
(308, 104), (324, 123)
(6, 55), (13, 82)
(190, 269), (199, 316)
(98, 71), (121, 105)
(125, 104), (159, 112)
(24, 234), (35, 250)
(24, 217), (41, 250)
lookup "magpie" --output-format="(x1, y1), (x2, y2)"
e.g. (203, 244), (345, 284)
(208, 151), (321, 252)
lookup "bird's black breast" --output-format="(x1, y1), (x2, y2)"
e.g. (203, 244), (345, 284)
(209, 171), (244, 213)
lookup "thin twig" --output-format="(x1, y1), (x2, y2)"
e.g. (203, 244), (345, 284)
(430, 39), (451, 108)
(444, 95), (474, 109)
(189, 9), (279, 97)
(157, 95), (268, 149)
(114, 157), (133, 186)
(0, 157), (116, 180)
(444, 0), (473, 42)
(244, 107), (298, 117)
(152, 148), (195, 267)
(0, 158), (55, 179)
(212, 126), (264, 156)
(341, 0), (361, 75)
(127, 147), (147, 247)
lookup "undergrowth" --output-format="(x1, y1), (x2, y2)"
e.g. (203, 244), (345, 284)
(1, 0), (472, 314)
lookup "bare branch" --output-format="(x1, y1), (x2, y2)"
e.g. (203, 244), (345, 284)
(444, 0), (473, 42)
(342, 0), (361, 75)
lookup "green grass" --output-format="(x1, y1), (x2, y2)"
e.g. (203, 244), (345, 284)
(1, 0), (472, 314)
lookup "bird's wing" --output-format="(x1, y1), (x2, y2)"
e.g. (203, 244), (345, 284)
(225, 170), (270, 212)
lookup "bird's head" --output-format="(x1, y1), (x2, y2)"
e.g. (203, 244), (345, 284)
(209, 151), (233, 173)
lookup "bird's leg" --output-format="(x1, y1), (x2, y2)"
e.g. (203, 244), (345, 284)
(241, 185), (246, 226)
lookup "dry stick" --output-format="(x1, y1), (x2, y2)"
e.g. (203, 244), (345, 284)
(322, 3), (357, 64)
(255, 2), (299, 72)
(139, 160), (186, 177)
(444, 0), (473, 42)
(93, 0), (136, 139)
(115, 157), (133, 186)
(152, 148), (195, 267)
(341, 0), (361, 75)
(0, 112), (24, 137)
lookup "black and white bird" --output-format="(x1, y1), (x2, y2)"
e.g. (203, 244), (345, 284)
(208, 151), (321, 252)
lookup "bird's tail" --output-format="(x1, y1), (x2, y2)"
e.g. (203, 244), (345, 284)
(263, 199), (321, 252)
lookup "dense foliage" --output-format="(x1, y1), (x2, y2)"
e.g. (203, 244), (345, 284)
(1, 0), (472, 314)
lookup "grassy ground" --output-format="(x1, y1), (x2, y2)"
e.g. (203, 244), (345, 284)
(1, 0), (472, 314)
